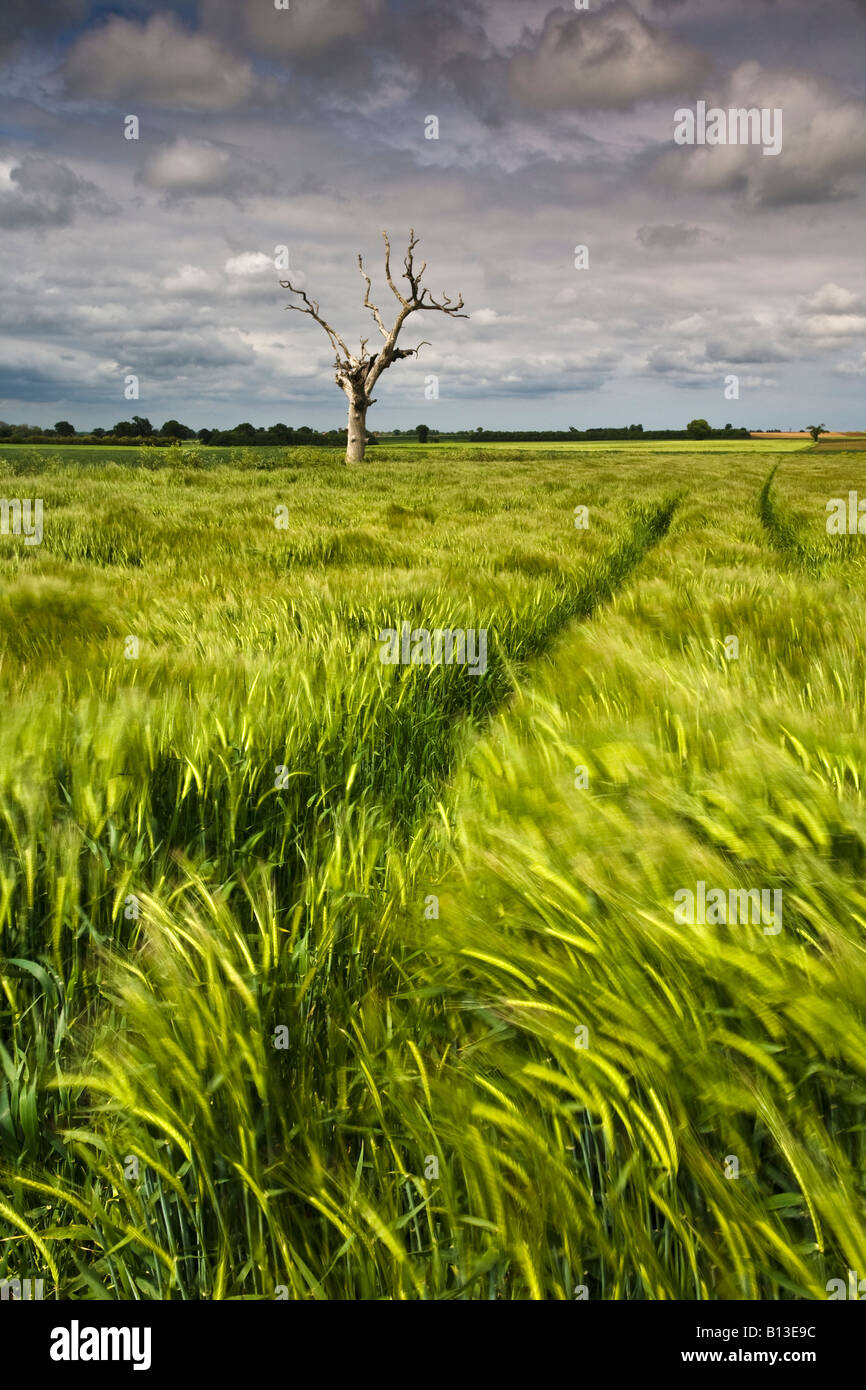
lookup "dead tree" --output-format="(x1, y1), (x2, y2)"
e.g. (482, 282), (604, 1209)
(280, 230), (468, 463)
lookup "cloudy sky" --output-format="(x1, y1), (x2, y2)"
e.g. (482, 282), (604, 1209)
(1, 0), (865, 431)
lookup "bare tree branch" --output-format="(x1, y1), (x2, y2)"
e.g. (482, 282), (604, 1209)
(358, 255), (388, 339)
(388, 342), (430, 361)
(382, 231), (408, 308)
(280, 278), (353, 360)
(417, 285), (468, 317)
(402, 228), (427, 304)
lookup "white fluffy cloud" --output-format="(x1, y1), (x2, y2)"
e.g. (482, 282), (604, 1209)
(801, 283), (864, 314)
(472, 308), (517, 326)
(225, 253), (273, 277)
(141, 140), (233, 193)
(162, 265), (212, 295)
(795, 314), (866, 339)
(139, 139), (272, 199)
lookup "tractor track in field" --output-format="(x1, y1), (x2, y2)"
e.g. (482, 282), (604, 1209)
(758, 465), (823, 575)
(357, 490), (682, 833)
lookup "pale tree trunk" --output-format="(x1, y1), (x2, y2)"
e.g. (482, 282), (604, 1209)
(346, 397), (367, 464)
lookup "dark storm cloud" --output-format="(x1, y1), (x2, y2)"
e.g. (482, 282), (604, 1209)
(0, 153), (113, 228)
(703, 332), (793, 363)
(648, 63), (866, 207)
(63, 13), (255, 110)
(199, 0), (385, 56)
(0, 0), (86, 57)
(508, 2), (712, 111)
(648, 0), (776, 8)
(636, 223), (710, 249)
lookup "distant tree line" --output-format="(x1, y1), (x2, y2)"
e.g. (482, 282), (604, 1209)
(0, 417), (751, 445)
(0, 418), (354, 447)
(404, 421), (751, 441)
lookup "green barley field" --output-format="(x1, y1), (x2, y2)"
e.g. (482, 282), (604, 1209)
(1, 439), (865, 1300)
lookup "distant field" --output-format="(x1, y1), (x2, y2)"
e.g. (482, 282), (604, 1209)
(379, 437), (811, 452)
(2, 441), (866, 1301)
(0, 442), (343, 471)
(810, 436), (866, 452)
(0, 437), (812, 473)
